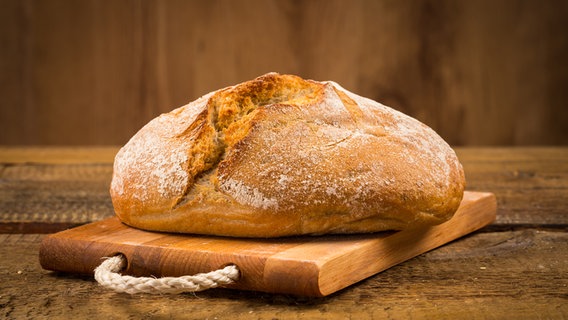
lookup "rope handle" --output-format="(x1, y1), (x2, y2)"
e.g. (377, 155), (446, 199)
(94, 255), (240, 294)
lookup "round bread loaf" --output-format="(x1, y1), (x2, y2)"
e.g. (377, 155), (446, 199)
(110, 73), (465, 237)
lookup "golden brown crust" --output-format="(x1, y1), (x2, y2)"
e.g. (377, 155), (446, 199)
(110, 73), (465, 237)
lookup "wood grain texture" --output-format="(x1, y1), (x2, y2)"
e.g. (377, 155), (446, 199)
(0, 147), (566, 317)
(457, 148), (568, 227)
(38, 192), (496, 297)
(2, 147), (566, 233)
(0, 147), (116, 233)
(1, 0), (567, 146)
(2, 230), (567, 319)
(0, 162), (114, 233)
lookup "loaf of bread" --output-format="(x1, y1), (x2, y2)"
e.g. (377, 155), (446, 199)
(110, 73), (465, 237)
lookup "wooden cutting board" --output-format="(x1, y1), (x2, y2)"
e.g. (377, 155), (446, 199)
(39, 191), (496, 297)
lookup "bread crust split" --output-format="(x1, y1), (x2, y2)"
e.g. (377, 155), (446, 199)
(110, 73), (465, 237)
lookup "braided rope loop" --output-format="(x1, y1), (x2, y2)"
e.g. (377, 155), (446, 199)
(94, 255), (240, 294)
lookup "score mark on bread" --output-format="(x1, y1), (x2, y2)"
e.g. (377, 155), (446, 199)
(110, 73), (465, 237)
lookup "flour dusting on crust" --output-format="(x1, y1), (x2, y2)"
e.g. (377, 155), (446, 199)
(110, 73), (465, 237)
(111, 93), (212, 205)
(220, 178), (279, 210)
(330, 81), (455, 189)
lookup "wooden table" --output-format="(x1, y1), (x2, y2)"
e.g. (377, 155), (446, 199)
(1, 147), (566, 319)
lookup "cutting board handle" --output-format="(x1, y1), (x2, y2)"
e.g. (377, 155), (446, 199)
(94, 254), (240, 294)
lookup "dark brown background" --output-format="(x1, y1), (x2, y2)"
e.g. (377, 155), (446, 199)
(1, 0), (567, 146)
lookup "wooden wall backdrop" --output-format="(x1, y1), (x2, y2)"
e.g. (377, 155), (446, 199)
(1, 0), (567, 146)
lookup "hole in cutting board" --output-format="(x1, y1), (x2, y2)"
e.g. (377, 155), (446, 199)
(108, 252), (129, 272)
(221, 263), (241, 281)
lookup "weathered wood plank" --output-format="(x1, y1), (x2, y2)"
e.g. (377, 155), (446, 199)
(0, 164), (114, 232)
(1, 230), (566, 319)
(1, 148), (567, 232)
(457, 148), (568, 227)
(0, 148), (115, 232)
